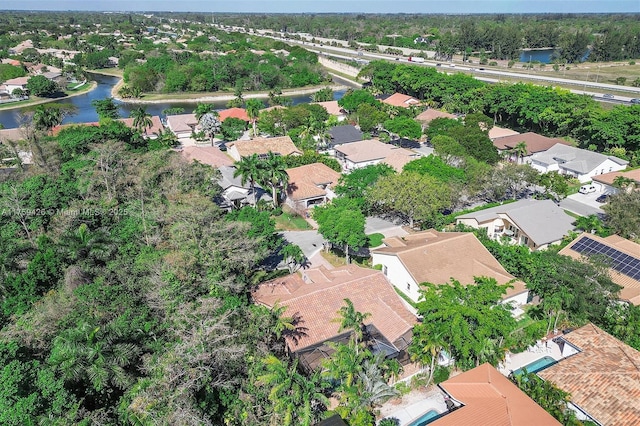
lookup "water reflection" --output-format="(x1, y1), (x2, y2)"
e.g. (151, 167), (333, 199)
(0, 72), (348, 129)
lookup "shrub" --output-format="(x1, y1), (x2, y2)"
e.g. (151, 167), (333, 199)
(629, 60), (636, 65)
(508, 60), (515, 68)
(433, 366), (450, 384)
(489, 61), (497, 66)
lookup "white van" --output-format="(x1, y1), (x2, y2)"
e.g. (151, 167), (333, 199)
(579, 185), (596, 194)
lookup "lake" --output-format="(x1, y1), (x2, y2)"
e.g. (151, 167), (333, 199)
(0, 73), (349, 129)
(519, 48), (590, 64)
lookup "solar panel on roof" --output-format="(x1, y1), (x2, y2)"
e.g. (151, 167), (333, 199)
(571, 236), (640, 281)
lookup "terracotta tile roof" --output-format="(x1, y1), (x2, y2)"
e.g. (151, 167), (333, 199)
(373, 230), (527, 299)
(166, 113), (198, 133)
(0, 128), (25, 142)
(286, 163), (341, 201)
(559, 232), (640, 305)
(228, 136), (301, 158)
(335, 139), (416, 164)
(591, 168), (640, 186)
(314, 101), (346, 116)
(119, 115), (164, 136)
(381, 93), (421, 108)
(180, 146), (233, 168)
(488, 126), (520, 140)
(492, 132), (571, 156)
(3, 76), (30, 86)
(253, 264), (417, 352)
(218, 107), (250, 122)
(435, 363), (560, 426)
(538, 324), (640, 426)
(415, 109), (457, 123)
(381, 151), (416, 172)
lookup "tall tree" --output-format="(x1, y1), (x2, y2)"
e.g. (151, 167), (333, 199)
(258, 152), (288, 206)
(314, 199), (367, 264)
(91, 97), (120, 120)
(194, 102), (215, 121)
(129, 106), (152, 134)
(199, 111), (221, 145)
(245, 98), (264, 137)
(234, 154), (263, 207)
(332, 298), (372, 350)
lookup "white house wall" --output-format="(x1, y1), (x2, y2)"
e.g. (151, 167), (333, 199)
(575, 158), (627, 183)
(371, 253), (421, 302)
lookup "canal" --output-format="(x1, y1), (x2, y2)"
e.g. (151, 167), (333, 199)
(0, 73), (350, 129)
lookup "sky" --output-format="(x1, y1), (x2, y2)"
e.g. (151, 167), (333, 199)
(1, 1), (638, 14)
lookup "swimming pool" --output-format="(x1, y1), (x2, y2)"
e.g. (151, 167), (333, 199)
(514, 356), (557, 376)
(407, 410), (441, 426)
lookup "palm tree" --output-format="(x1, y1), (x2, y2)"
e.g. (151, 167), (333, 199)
(259, 152), (288, 206)
(245, 98), (264, 137)
(234, 154), (263, 207)
(357, 358), (400, 409)
(199, 112), (221, 146)
(256, 355), (328, 426)
(512, 141), (528, 164)
(130, 107), (152, 134)
(333, 298), (372, 350)
(410, 327), (445, 387)
(194, 103), (215, 121)
(33, 104), (63, 133)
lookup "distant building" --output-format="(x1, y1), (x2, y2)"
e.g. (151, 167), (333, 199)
(227, 136), (301, 161)
(492, 132), (571, 164)
(333, 139), (418, 172)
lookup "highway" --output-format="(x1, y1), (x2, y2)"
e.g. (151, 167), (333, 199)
(248, 28), (640, 104)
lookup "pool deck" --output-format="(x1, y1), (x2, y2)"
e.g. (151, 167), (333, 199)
(382, 390), (448, 426)
(498, 338), (565, 377)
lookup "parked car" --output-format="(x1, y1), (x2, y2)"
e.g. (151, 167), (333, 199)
(631, 98), (640, 104)
(603, 93), (614, 99)
(579, 184), (597, 194)
(596, 194), (610, 203)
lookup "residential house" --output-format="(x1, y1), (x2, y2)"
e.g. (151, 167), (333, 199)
(253, 264), (417, 372)
(559, 233), (640, 305)
(372, 230), (529, 308)
(119, 115), (164, 139)
(216, 165), (271, 210)
(180, 146), (233, 168)
(313, 101), (347, 121)
(492, 132), (571, 164)
(488, 125), (520, 140)
(0, 128), (32, 167)
(285, 163), (341, 210)
(529, 143), (628, 183)
(591, 168), (640, 195)
(8, 40), (33, 55)
(415, 109), (457, 126)
(218, 107), (250, 122)
(227, 136), (301, 161)
(328, 125), (363, 149)
(381, 92), (421, 108)
(2, 76), (30, 94)
(333, 139), (418, 172)
(456, 199), (575, 250)
(538, 324), (640, 425)
(431, 363), (561, 426)
(166, 113), (198, 139)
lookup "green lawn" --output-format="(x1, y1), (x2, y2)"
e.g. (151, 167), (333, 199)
(273, 212), (312, 231)
(367, 233), (384, 247)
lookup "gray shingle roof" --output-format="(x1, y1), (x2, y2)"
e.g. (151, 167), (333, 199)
(329, 125), (363, 146)
(457, 199), (575, 246)
(531, 144), (627, 174)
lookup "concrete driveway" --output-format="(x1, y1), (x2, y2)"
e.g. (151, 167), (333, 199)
(560, 193), (605, 217)
(281, 230), (325, 259)
(365, 216), (408, 238)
